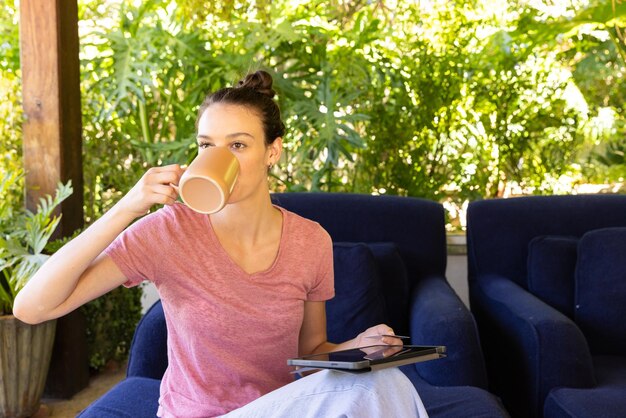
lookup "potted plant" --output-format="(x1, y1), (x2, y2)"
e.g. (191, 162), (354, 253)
(0, 170), (72, 418)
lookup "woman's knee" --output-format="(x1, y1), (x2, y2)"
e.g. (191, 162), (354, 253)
(361, 367), (413, 389)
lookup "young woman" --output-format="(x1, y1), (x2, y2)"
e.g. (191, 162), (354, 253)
(14, 70), (428, 417)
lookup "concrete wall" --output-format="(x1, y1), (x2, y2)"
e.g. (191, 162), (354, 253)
(141, 282), (159, 313)
(446, 254), (469, 308)
(446, 233), (469, 308)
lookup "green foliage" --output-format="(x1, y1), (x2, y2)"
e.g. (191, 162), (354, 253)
(593, 139), (626, 184)
(74, 0), (623, 209)
(82, 286), (143, 371)
(4, 0), (625, 213)
(0, 0), (20, 74)
(0, 1), (23, 187)
(581, 116), (626, 187)
(0, 175), (73, 315)
(508, 0), (626, 189)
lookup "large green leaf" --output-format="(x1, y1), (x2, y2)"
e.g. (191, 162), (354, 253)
(511, 0), (626, 48)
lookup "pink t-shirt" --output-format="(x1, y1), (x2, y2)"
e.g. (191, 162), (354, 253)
(104, 202), (335, 417)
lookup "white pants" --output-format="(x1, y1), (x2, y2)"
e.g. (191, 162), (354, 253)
(221, 368), (429, 418)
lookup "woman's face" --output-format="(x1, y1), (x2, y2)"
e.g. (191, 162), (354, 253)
(196, 103), (281, 205)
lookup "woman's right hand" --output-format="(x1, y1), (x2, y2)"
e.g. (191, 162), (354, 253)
(116, 164), (185, 218)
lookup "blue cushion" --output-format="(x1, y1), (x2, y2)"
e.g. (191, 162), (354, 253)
(77, 377), (160, 417)
(401, 365), (509, 418)
(543, 356), (626, 418)
(575, 227), (626, 355)
(326, 243), (388, 343)
(368, 242), (410, 335)
(527, 235), (578, 318)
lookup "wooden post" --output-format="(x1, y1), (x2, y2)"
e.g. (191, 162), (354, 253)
(20, 0), (84, 233)
(19, 0), (89, 398)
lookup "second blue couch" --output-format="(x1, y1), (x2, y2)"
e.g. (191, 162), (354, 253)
(467, 194), (626, 418)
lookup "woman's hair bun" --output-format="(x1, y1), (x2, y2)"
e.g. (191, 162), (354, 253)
(237, 70), (276, 99)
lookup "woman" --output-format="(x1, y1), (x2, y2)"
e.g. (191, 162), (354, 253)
(14, 70), (427, 417)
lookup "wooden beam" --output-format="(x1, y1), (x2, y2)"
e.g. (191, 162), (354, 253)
(20, 0), (84, 236)
(19, 0), (89, 399)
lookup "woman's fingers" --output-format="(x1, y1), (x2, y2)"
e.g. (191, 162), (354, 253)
(148, 163), (185, 173)
(366, 324), (406, 346)
(382, 335), (404, 346)
(144, 165), (184, 186)
(149, 184), (179, 205)
(118, 165), (185, 217)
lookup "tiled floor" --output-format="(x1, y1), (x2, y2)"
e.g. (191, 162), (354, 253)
(33, 366), (125, 418)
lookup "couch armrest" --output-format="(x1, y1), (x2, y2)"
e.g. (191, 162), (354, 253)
(472, 275), (595, 417)
(409, 276), (488, 388)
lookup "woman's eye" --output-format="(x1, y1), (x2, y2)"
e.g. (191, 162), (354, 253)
(198, 142), (213, 149)
(231, 142), (246, 150)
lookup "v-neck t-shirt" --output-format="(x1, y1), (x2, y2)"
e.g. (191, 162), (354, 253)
(104, 202), (335, 417)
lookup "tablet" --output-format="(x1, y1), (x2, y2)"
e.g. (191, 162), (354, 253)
(287, 345), (446, 372)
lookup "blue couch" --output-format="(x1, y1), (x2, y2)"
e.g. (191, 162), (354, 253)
(466, 195), (626, 418)
(80, 193), (508, 417)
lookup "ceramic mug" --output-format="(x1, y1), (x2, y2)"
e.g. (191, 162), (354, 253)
(178, 147), (240, 214)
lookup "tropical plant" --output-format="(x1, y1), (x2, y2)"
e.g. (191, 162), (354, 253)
(0, 0), (23, 195)
(0, 172), (72, 315)
(582, 116), (626, 188)
(73, 0), (624, 215)
(593, 139), (626, 180)
(507, 0), (626, 190)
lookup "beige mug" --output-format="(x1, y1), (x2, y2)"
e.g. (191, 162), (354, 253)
(178, 147), (240, 214)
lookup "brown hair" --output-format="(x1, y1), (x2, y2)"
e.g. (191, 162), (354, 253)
(196, 70), (285, 145)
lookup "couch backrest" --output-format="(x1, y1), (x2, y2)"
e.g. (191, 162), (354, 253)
(575, 227), (626, 355)
(467, 194), (626, 288)
(271, 193), (447, 281)
(520, 226), (626, 355)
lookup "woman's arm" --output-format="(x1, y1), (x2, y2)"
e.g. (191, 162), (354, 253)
(298, 301), (403, 356)
(13, 165), (183, 324)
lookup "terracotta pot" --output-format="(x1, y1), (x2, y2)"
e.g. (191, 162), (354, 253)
(0, 316), (56, 418)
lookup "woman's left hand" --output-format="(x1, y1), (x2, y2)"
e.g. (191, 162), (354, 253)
(353, 324), (405, 348)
